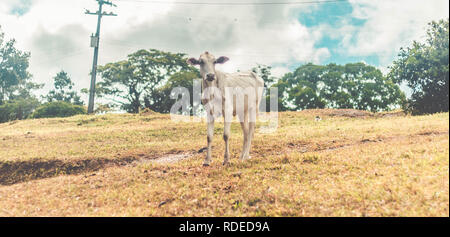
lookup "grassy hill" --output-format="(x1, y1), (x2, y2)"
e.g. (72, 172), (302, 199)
(0, 110), (448, 216)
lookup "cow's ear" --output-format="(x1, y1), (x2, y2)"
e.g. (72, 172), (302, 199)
(215, 56), (229, 64)
(187, 58), (200, 66)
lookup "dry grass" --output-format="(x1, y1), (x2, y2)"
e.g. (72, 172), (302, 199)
(0, 110), (448, 216)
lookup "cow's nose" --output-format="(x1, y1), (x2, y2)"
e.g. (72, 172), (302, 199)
(206, 73), (215, 81)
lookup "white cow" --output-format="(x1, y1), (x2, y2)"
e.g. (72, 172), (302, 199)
(187, 51), (264, 166)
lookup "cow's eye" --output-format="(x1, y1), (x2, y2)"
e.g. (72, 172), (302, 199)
(199, 60), (204, 65)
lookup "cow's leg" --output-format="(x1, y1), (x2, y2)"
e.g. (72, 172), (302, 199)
(241, 106), (258, 160)
(223, 121), (231, 165)
(247, 106), (258, 159)
(204, 117), (215, 166)
(239, 112), (249, 160)
(246, 121), (255, 159)
(223, 98), (233, 165)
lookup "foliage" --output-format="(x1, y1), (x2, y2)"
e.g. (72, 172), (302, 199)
(44, 70), (83, 105)
(388, 19), (449, 114)
(251, 64), (284, 112)
(149, 70), (200, 114)
(0, 98), (40, 123)
(275, 63), (404, 112)
(31, 101), (86, 119)
(96, 49), (191, 113)
(252, 64), (277, 88)
(0, 27), (42, 105)
(94, 103), (114, 114)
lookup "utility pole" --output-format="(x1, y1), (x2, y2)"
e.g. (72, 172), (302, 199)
(85, 0), (117, 114)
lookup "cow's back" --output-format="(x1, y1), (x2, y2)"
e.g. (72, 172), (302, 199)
(222, 71), (264, 89)
(217, 71), (264, 118)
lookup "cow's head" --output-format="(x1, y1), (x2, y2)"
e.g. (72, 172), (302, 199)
(187, 52), (229, 82)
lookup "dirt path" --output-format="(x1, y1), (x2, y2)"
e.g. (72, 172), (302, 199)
(1, 130), (447, 186)
(132, 153), (194, 165)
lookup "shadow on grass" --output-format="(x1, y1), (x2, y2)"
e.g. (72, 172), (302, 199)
(0, 157), (138, 186)
(0, 149), (198, 186)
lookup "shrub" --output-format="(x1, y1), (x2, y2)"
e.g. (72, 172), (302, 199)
(0, 99), (40, 123)
(31, 101), (86, 119)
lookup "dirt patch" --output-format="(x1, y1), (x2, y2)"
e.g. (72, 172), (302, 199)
(301, 108), (410, 119)
(375, 111), (407, 118)
(417, 131), (448, 136)
(285, 131), (448, 154)
(133, 153), (194, 165)
(301, 109), (374, 118)
(138, 109), (170, 121)
(327, 109), (373, 118)
(139, 108), (159, 116)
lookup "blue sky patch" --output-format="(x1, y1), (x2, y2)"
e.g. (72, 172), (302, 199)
(10, 0), (32, 16)
(297, 1), (375, 66)
(298, 1), (363, 28)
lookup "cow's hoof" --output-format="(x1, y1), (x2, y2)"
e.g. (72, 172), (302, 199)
(240, 155), (250, 161)
(223, 161), (230, 166)
(203, 163), (210, 167)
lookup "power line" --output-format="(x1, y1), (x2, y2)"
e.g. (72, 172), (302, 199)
(103, 39), (293, 59)
(116, 0), (348, 6)
(31, 49), (91, 67)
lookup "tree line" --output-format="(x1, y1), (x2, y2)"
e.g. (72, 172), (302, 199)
(0, 19), (448, 123)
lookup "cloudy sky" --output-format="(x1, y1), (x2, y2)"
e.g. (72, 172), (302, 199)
(0, 0), (448, 103)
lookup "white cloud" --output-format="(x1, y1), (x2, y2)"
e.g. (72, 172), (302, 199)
(0, 0), (448, 104)
(0, 0), (330, 102)
(346, 0), (449, 65)
(271, 66), (291, 78)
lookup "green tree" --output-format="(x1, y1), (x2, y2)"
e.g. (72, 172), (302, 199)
(149, 70), (200, 114)
(276, 63), (404, 112)
(45, 70), (83, 105)
(251, 64), (283, 112)
(0, 27), (42, 122)
(252, 64), (277, 88)
(388, 19), (449, 114)
(0, 27), (42, 104)
(96, 49), (191, 113)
